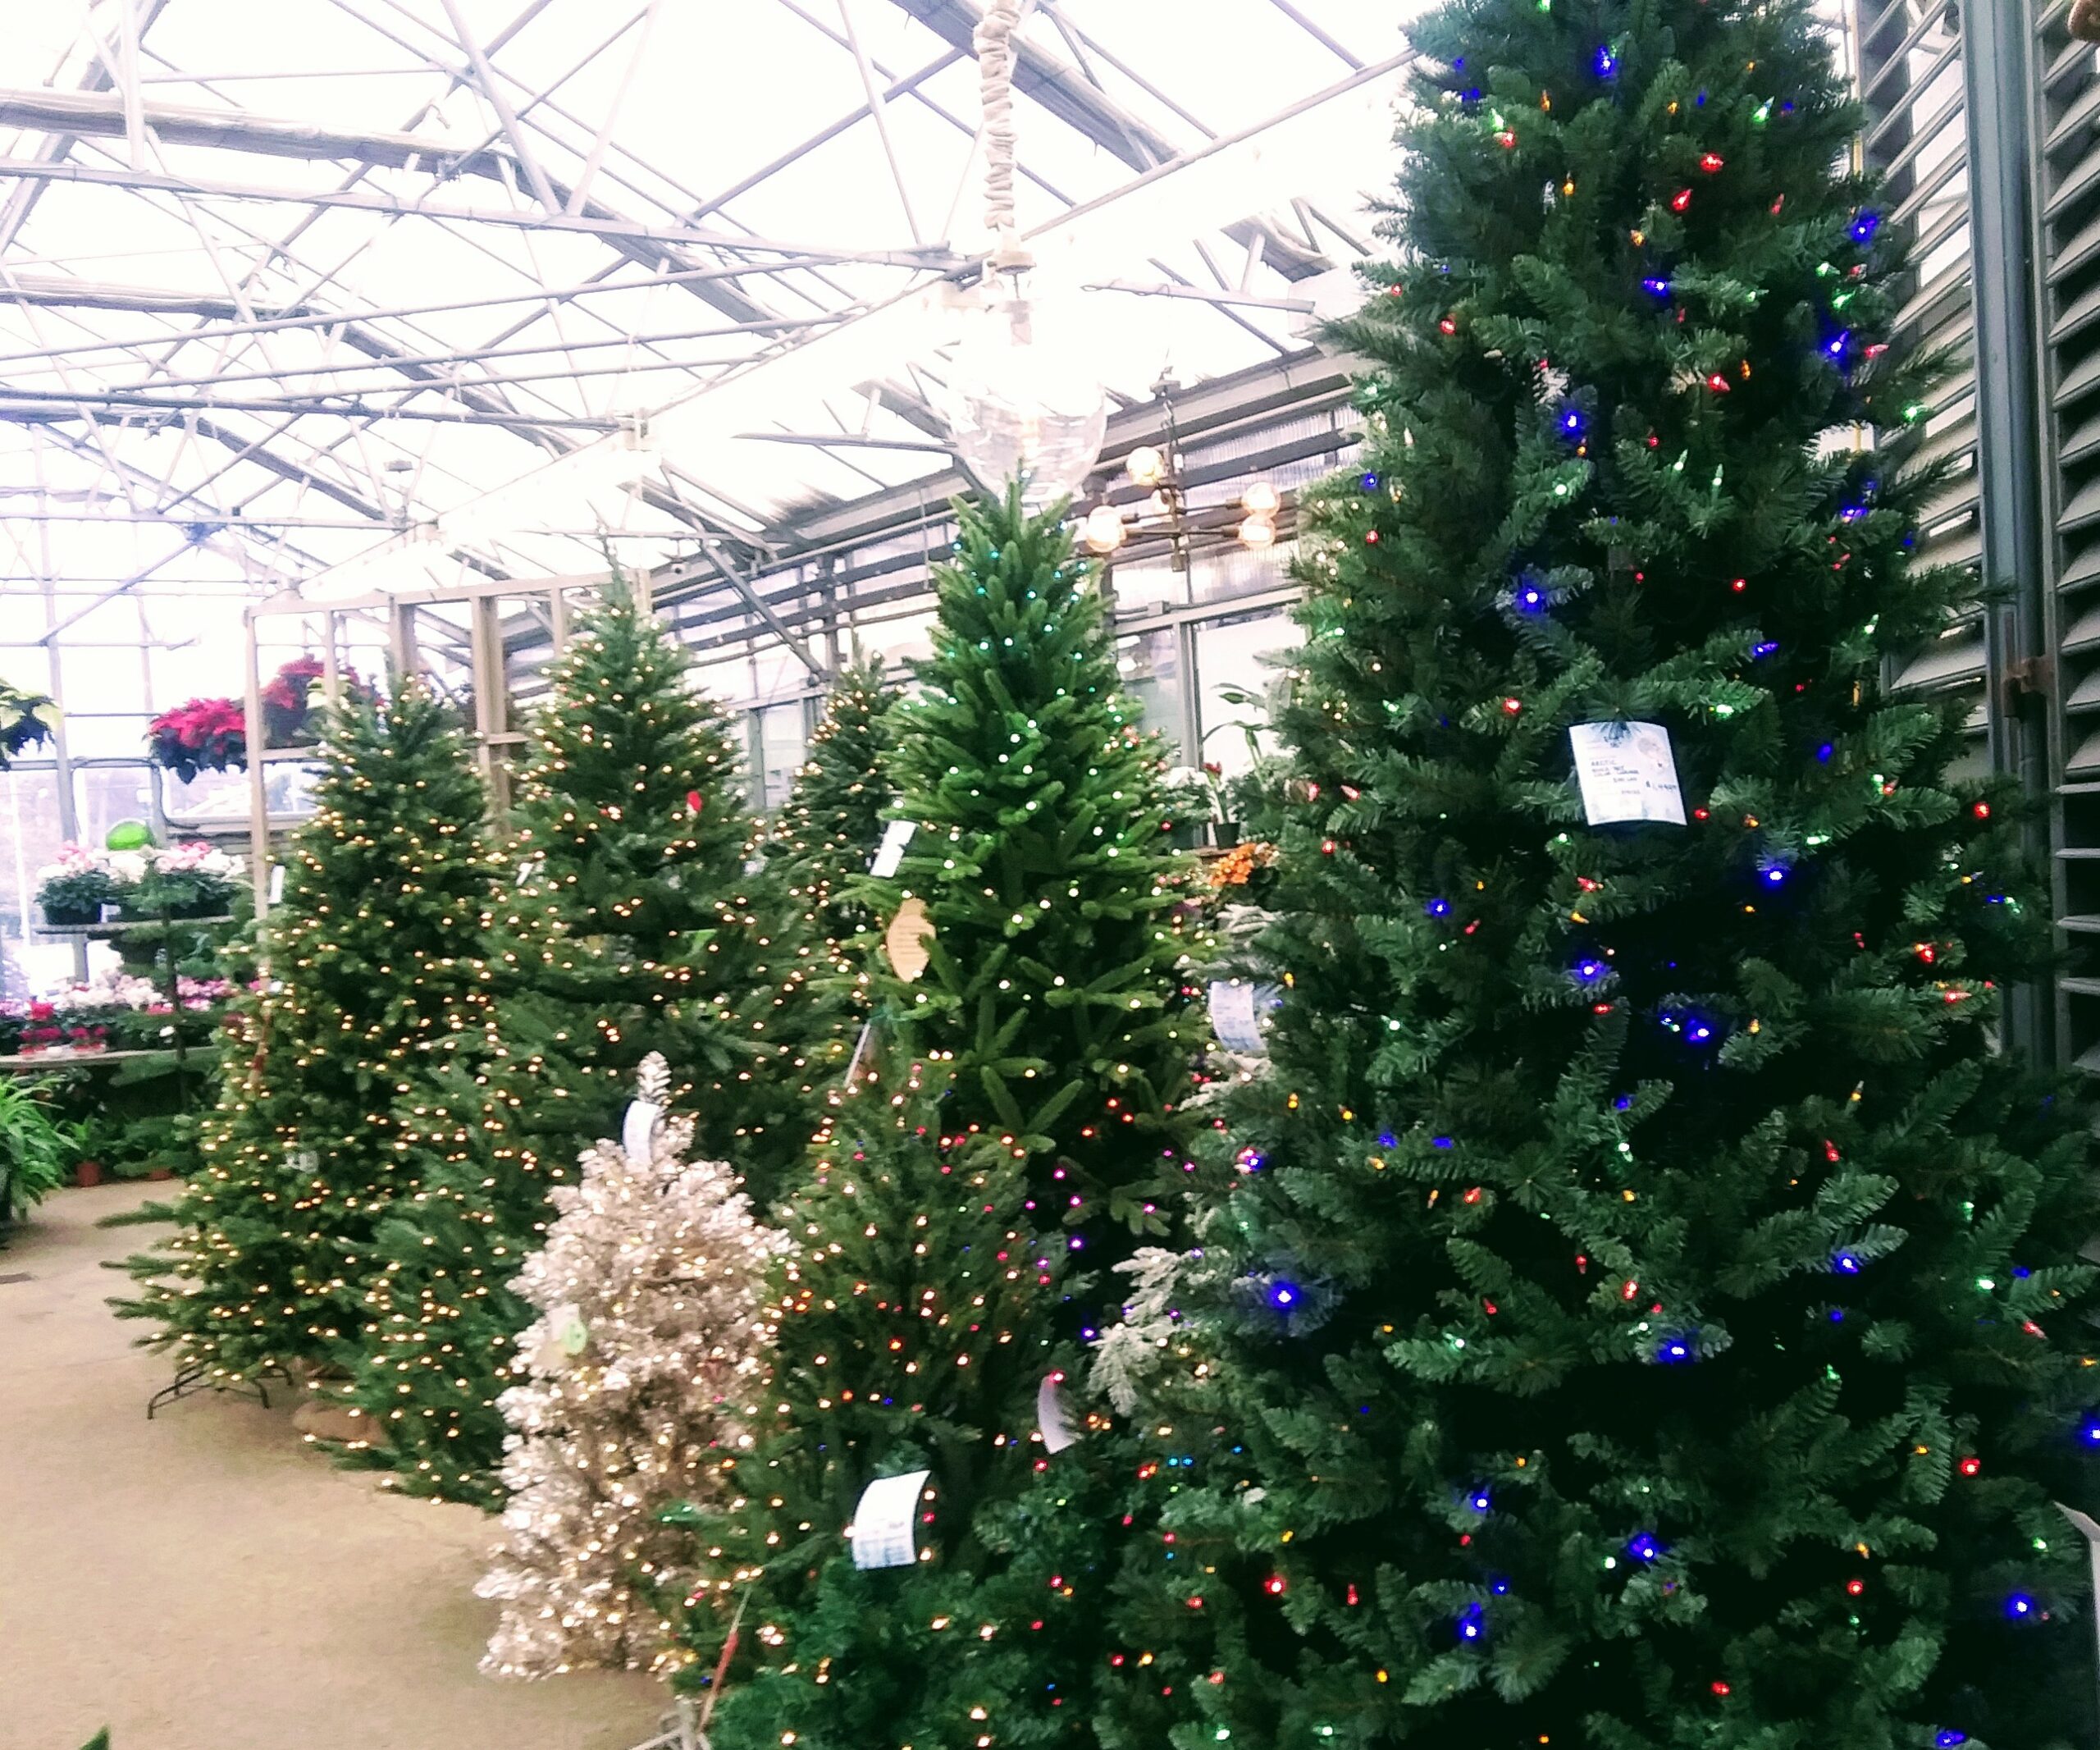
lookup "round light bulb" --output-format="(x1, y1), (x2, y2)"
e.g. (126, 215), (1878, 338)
(1125, 445), (1166, 486)
(1239, 514), (1277, 548)
(1241, 480), (1281, 516)
(1084, 504), (1128, 554)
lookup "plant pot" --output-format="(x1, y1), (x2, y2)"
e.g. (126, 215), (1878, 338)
(146, 1167), (176, 1181)
(1210, 821), (1243, 849)
(1169, 822), (1203, 850)
(75, 1159), (104, 1188)
(40, 902), (101, 927)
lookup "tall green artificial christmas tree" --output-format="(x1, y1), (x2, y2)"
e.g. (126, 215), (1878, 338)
(858, 485), (1200, 1241)
(337, 583), (841, 1506)
(115, 686), (504, 1383)
(670, 490), (1205, 1744)
(687, 1052), (1116, 1749)
(767, 652), (899, 979)
(1098, 6), (2100, 1749)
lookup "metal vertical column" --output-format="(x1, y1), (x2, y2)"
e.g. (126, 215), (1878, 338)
(1960, 0), (2054, 1064)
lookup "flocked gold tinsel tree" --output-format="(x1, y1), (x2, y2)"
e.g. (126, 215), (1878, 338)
(477, 1053), (784, 1679)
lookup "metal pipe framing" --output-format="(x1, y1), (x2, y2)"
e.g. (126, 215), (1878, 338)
(0, 386), (620, 429)
(436, 0), (563, 211)
(0, 261), (827, 370)
(1962, 0), (2052, 869)
(19, 311), (846, 396)
(0, 153), (967, 265)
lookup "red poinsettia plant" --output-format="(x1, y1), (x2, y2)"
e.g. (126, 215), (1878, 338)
(261, 655), (370, 747)
(146, 697), (247, 781)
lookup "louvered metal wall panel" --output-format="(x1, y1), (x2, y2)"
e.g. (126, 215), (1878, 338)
(2029, 7), (2100, 1071)
(1858, 2), (1993, 777)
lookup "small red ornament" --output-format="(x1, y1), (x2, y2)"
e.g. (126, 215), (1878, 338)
(1263, 1574), (1288, 1597)
(1706, 373), (1732, 393)
(1711, 1681), (1732, 1697)
(1501, 697), (1522, 715)
(1440, 317), (1459, 335)
(1731, 577), (1747, 592)
(1671, 188), (1694, 212)
(1700, 153), (1726, 172)
(1973, 802), (1991, 820)
(1847, 1579), (1865, 1597)
(1959, 1456), (1982, 1477)
(687, 789), (705, 814)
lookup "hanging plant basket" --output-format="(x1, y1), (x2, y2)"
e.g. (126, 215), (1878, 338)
(146, 697), (248, 781)
(261, 656), (370, 748)
(0, 683), (58, 770)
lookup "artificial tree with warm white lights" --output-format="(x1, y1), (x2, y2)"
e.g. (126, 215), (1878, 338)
(1095, 5), (2100, 1748)
(766, 652), (900, 982)
(337, 583), (839, 1507)
(114, 685), (507, 1383)
(478, 1054), (784, 1680)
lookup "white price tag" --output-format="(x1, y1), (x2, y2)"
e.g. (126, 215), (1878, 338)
(850, 1469), (932, 1570)
(1038, 1373), (1077, 1455)
(2060, 1505), (2100, 1669)
(1208, 980), (1276, 1057)
(622, 1099), (663, 1165)
(1568, 722), (1686, 827)
(267, 862), (286, 903)
(870, 820), (916, 879)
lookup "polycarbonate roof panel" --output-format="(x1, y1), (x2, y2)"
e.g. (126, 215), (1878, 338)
(0, 0), (1844, 691)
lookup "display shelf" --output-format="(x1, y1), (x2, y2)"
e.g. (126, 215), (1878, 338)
(0, 1045), (221, 1073)
(35, 916), (235, 938)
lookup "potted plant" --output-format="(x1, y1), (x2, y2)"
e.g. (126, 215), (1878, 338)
(0, 1076), (77, 1217)
(146, 696), (247, 780)
(262, 656), (370, 748)
(130, 842), (240, 919)
(34, 845), (116, 926)
(1160, 766), (1215, 851)
(0, 681), (57, 770)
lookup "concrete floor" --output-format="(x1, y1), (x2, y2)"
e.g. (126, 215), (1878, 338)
(0, 1181), (664, 1750)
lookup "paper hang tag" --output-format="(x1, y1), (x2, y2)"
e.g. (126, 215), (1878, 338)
(515, 857), (544, 888)
(2060, 1504), (2100, 1669)
(884, 896), (936, 983)
(622, 1099), (663, 1164)
(845, 1020), (877, 1087)
(267, 862), (286, 904)
(1568, 721), (1687, 827)
(850, 1469), (933, 1570)
(527, 1303), (589, 1374)
(1208, 980), (1279, 1057)
(870, 820), (917, 879)
(1038, 1373), (1078, 1455)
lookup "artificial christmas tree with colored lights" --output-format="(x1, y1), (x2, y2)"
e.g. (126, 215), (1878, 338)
(671, 489), (1206, 1744)
(477, 1053), (784, 1679)
(337, 583), (840, 1506)
(1093, 5), (2100, 1748)
(114, 685), (507, 1387)
(681, 1049), (1138, 1750)
(765, 652), (900, 980)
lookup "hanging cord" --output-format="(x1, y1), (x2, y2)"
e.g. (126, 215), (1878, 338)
(975, 0), (1030, 267)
